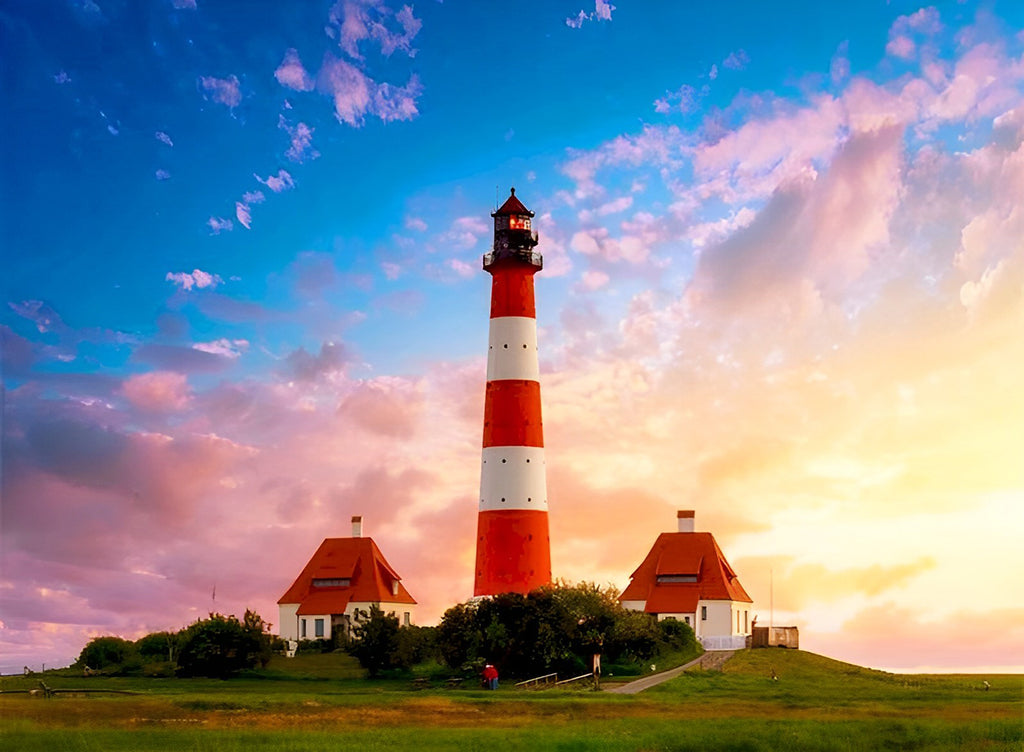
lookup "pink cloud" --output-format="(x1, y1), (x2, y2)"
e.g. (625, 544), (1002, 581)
(337, 377), (423, 438)
(165, 269), (223, 291)
(279, 117), (319, 162)
(274, 48), (314, 92)
(566, 0), (615, 28)
(445, 258), (475, 278)
(122, 371), (191, 412)
(318, 56), (372, 125)
(330, 0), (422, 60)
(373, 74), (422, 122)
(570, 227), (650, 264)
(207, 216), (233, 234)
(192, 339), (249, 359)
(198, 75), (242, 108)
(722, 49), (749, 71)
(578, 269), (610, 291)
(316, 55), (422, 126)
(255, 169), (295, 193)
(235, 202), (252, 229)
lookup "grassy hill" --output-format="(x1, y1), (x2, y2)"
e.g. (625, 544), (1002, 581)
(1, 649), (1020, 751)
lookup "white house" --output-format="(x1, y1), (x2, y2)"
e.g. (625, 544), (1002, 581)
(620, 510), (753, 650)
(277, 516), (417, 643)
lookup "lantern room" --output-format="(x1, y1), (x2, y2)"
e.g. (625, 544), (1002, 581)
(485, 187), (542, 271)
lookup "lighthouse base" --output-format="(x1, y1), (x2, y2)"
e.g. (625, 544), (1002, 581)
(473, 509), (551, 596)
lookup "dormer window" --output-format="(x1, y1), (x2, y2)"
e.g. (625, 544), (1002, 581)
(657, 575), (697, 583)
(312, 578), (350, 588)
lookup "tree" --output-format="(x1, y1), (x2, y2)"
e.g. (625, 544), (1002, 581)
(136, 631), (179, 663)
(75, 636), (139, 671)
(176, 611), (272, 678)
(349, 605), (402, 677)
(611, 610), (661, 661)
(436, 601), (481, 670)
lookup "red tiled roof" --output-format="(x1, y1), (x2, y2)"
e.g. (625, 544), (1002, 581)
(492, 188), (534, 217)
(278, 537), (416, 611)
(620, 532), (752, 613)
(296, 589), (352, 616)
(645, 587), (700, 614)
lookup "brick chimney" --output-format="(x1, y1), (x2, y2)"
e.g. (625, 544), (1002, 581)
(677, 510), (695, 533)
(351, 515), (363, 538)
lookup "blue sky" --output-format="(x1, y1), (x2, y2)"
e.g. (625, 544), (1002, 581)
(3, 1), (1024, 673)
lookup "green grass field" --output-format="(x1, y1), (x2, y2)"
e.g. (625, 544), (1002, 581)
(2, 649), (1021, 751)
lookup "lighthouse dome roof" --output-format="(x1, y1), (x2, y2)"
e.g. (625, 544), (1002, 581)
(492, 187), (534, 217)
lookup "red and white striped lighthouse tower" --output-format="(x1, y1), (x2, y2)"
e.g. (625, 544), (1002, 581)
(473, 188), (552, 596)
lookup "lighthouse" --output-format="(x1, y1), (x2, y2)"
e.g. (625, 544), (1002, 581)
(473, 188), (552, 596)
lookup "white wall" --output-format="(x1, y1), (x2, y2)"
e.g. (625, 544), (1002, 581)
(280, 601), (418, 643)
(699, 600), (752, 638)
(278, 604), (299, 641)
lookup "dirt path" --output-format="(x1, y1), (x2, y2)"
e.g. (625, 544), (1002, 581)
(604, 651), (735, 695)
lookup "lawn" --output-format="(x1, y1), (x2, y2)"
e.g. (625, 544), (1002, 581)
(2, 649), (1020, 751)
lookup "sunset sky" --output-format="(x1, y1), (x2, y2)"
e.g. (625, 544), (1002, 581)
(3, 0), (1023, 674)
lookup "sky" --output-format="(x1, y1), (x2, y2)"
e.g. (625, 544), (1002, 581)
(2, 0), (1023, 675)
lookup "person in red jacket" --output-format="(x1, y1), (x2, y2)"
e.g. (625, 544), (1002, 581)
(482, 663), (498, 690)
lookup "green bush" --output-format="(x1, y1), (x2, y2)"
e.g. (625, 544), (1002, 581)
(348, 605), (402, 677)
(75, 636), (140, 672)
(176, 610), (273, 678)
(136, 631), (179, 663)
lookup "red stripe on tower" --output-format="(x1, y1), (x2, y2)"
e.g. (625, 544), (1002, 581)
(474, 188), (552, 597)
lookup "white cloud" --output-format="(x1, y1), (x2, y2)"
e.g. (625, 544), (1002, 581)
(155, 131), (173, 146)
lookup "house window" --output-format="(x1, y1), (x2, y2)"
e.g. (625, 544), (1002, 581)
(301, 619), (307, 638)
(656, 575), (697, 583)
(684, 616), (691, 626)
(701, 606), (707, 621)
(744, 611), (749, 632)
(403, 612), (411, 626)
(312, 578), (350, 588)
(314, 619), (324, 638)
